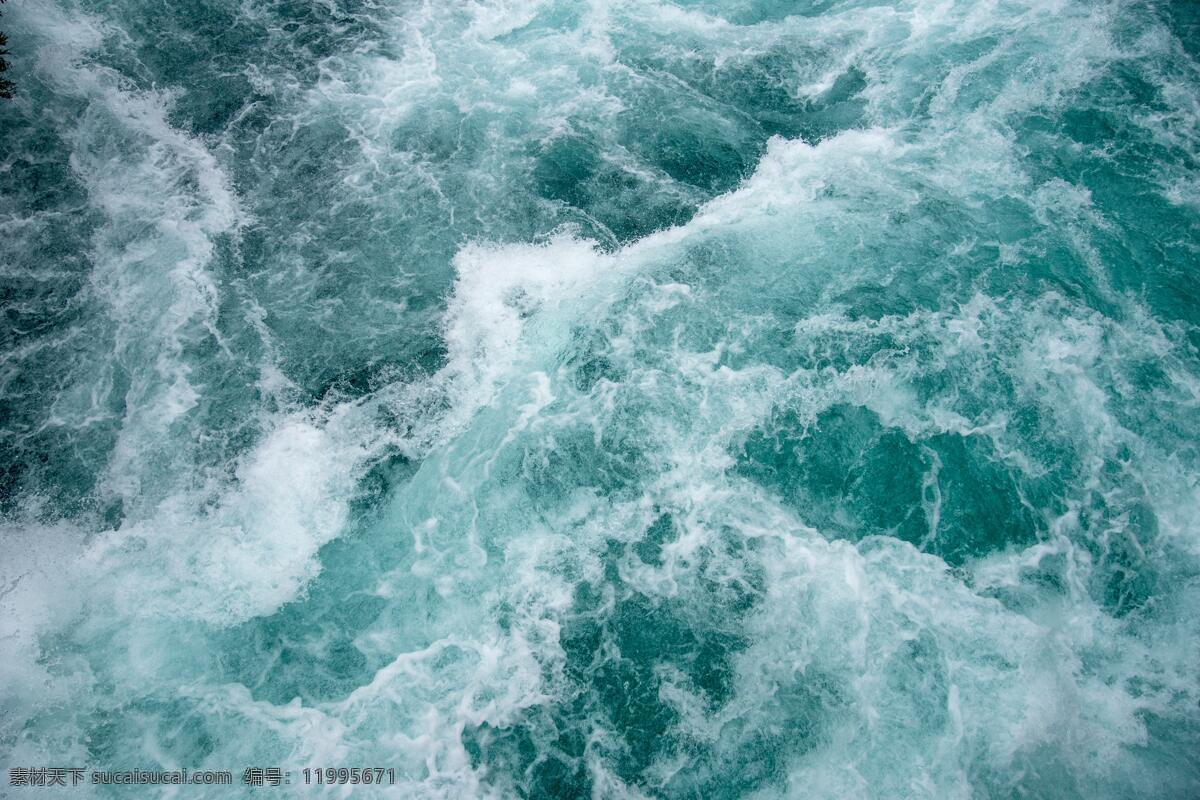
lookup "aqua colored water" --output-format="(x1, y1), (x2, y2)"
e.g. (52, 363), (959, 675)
(1, 0), (1198, 797)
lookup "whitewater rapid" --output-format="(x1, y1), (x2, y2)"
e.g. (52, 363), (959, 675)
(1, 0), (1199, 797)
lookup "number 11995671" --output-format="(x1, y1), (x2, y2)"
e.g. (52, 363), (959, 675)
(303, 768), (396, 785)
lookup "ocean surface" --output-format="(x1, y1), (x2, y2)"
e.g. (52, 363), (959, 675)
(1, 0), (1199, 797)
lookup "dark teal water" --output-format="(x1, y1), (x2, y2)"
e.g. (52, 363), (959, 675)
(1, 0), (1199, 797)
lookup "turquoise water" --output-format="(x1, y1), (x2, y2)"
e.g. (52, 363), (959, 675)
(1, 0), (1199, 796)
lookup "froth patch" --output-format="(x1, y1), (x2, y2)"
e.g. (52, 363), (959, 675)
(442, 235), (612, 416)
(86, 415), (372, 625)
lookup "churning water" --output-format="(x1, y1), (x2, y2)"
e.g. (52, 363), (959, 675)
(1, 0), (1199, 797)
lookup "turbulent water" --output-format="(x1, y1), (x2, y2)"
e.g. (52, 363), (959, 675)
(1, 0), (1199, 797)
